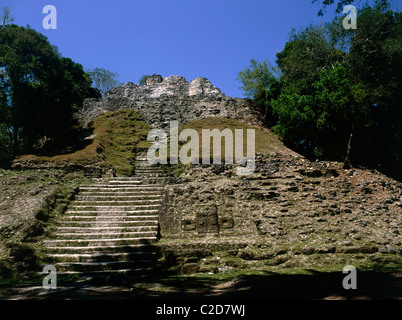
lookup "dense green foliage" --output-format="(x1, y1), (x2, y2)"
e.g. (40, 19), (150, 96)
(0, 24), (99, 165)
(236, 59), (281, 126)
(238, 1), (402, 180)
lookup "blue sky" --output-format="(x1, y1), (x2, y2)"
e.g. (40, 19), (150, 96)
(3, 0), (401, 97)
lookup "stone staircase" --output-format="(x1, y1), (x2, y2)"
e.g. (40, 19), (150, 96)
(134, 154), (165, 178)
(42, 177), (163, 275)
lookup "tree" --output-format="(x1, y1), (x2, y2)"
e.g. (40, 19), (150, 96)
(345, 2), (402, 177)
(236, 59), (281, 125)
(312, 63), (367, 164)
(0, 6), (14, 25)
(0, 24), (98, 156)
(270, 23), (355, 160)
(87, 67), (122, 95)
(272, 4), (402, 165)
(0, 24), (58, 153)
(0, 72), (12, 165)
(276, 24), (345, 94)
(238, 1), (402, 180)
(39, 58), (99, 144)
(321, 0), (402, 175)
(272, 64), (367, 164)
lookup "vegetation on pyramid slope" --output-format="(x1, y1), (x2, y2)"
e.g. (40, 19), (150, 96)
(0, 169), (89, 280)
(176, 117), (300, 161)
(92, 110), (150, 176)
(15, 110), (150, 176)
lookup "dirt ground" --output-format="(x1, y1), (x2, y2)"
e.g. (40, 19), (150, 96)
(1, 270), (400, 300)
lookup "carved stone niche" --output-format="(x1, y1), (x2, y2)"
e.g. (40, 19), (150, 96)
(196, 204), (219, 235)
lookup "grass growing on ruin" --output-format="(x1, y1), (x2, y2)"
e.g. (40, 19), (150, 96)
(0, 169), (90, 281)
(93, 110), (151, 176)
(17, 110), (151, 176)
(177, 117), (298, 160)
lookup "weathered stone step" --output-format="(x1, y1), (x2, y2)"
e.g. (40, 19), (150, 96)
(135, 172), (164, 176)
(136, 173), (166, 176)
(137, 177), (165, 181)
(67, 209), (160, 216)
(79, 185), (157, 190)
(72, 199), (161, 206)
(70, 204), (161, 211)
(56, 225), (158, 232)
(114, 176), (147, 178)
(41, 173), (163, 275)
(59, 217), (157, 223)
(135, 167), (163, 169)
(81, 182), (157, 187)
(60, 214), (159, 220)
(92, 180), (160, 183)
(44, 237), (157, 247)
(92, 176), (143, 179)
(44, 251), (157, 263)
(51, 266), (156, 275)
(93, 182), (162, 185)
(135, 158), (152, 161)
(53, 260), (156, 272)
(64, 209), (159, 216)
(52, 230), (158, 240)
(60, 216), (158, 222)
(89, 179), (155, 185)
(45, 244), (155, 254)
(58, 220), (157, 225)
(76, 195), (162, 201)
(75, 194), (162, 199)
(79, 186), (163, 191)
(103, 176), (144, 178)
(135, 171), (165, 175)
(78, 192), (162, 198)
(136, 175), (167, 179)
(108, 179), (143, 182)
(106, 182), (157, 186)
(80, 188), (162, 192)
(135, 167), (164, 171)
(56, 220), (159, 228)
(135, 164), (164, 169)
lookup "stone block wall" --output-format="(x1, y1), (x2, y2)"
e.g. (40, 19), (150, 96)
(157, 154), (402, 251)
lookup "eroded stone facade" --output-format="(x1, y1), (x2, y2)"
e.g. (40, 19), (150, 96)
(76, 75), (262, 129)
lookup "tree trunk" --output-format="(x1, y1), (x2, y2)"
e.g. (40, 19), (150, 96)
(264, 104), (269, 121)
(12, 126), (19, 156)
(343, 123), (354, 169)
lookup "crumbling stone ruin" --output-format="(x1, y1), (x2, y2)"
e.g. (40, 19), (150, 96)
(76, 75), (262, 129)
(4, 75), (400, 279)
